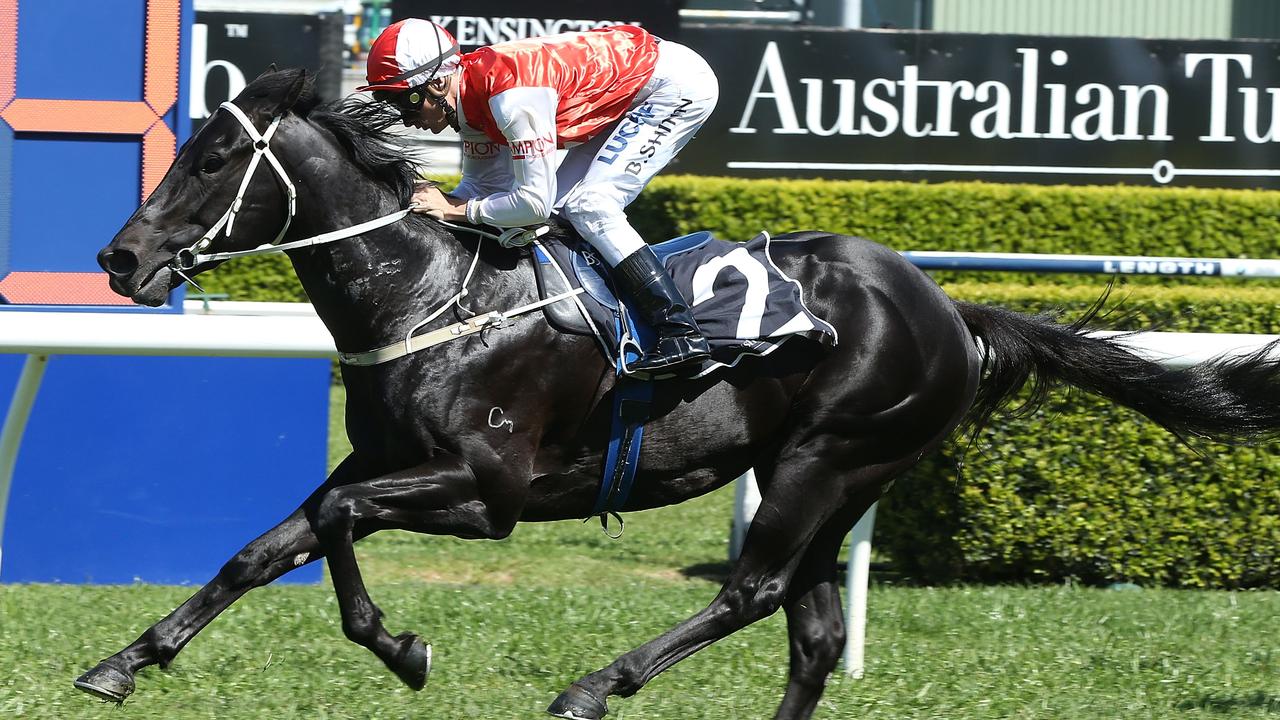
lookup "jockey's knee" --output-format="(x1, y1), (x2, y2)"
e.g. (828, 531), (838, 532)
(560, 189), (623, 234)
(561, 192), (645, 266)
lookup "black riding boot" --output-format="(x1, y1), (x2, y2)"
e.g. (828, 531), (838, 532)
(613, 245), (711, 373)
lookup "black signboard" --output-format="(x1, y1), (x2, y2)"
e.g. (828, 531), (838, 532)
(391, 0), (683, 49)
(192, 11), (344, 128)
(676, 26), (1280, 188)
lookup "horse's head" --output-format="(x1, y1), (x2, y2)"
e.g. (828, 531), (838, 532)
(98, 68), (314, 305)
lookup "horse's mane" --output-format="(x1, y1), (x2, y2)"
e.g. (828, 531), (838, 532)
(308, 99), (420, 208)
(236, 68), (420, 208)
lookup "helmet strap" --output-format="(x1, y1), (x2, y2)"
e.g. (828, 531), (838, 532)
(427, 76), (459, 132)
(438, 95), (459, 132)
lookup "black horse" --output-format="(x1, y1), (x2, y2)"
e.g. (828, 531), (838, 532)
(82, 69), (1280, 720)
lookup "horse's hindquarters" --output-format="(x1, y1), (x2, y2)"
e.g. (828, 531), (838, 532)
(765, 233), (981, 461)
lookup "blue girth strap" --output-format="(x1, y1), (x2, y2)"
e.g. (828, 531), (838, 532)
(590, 376), (653, 535)
(590, 312), (655, 536)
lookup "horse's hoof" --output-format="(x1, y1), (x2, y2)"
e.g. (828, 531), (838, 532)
(387, 633), (432, 691)
(547, 683), (609, 720)
(73, 663), (134, 704)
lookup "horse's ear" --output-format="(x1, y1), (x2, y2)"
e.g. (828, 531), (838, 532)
(256, 63), (278, 79)
(236, 66), (309, 119)
(281, 68), (307, 111)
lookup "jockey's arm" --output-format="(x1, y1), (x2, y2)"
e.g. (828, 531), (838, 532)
(462, 87), (559, 228)
(451, 132), (511, 201)
(412, 132), (510, 221)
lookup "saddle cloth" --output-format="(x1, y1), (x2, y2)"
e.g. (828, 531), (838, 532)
(532, 230), (838, 377)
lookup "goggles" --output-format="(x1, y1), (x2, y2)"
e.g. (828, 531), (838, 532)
(374, 87), (429, 117)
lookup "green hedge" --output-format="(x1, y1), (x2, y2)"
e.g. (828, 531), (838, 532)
(874, 281), (1280, 589)
(634, 177), (1280, 262)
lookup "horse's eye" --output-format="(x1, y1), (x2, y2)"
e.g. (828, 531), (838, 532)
(201, 155), (225, 174)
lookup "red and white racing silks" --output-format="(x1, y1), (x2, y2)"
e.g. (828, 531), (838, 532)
(451, 26), (719, 266)
(458, 25), (660, 148)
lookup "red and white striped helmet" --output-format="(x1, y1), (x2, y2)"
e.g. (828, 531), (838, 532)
(358, 19), (460, 92)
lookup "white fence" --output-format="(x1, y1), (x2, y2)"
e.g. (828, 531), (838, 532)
(0, 301), (336, 575)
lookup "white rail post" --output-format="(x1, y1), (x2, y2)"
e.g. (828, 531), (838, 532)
(729, 469), (761, 560)
(843, 501), (877, 678)
(0, 354), (50, 577)
(731, 470), (878, 677)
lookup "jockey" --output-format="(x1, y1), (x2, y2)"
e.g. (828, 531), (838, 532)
(359, 19), (719, 374)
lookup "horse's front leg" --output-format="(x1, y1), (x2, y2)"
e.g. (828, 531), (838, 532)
(74, 507), (322, 702)
(73, 456), (369, 703)
(314, 450), (522, 690)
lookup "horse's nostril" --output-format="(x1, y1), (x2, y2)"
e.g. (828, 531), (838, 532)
(101, 249), (139, 276)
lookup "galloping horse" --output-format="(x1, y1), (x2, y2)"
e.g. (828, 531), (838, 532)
(81, 69), (1280, 720)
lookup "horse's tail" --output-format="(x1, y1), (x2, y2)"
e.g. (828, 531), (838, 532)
(953, 299), (1280, 443)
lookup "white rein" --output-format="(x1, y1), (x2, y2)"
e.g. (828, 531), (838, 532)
(173, 101), (581, 366)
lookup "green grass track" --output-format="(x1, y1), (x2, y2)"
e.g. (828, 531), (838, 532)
(3, 387), (1280, 719)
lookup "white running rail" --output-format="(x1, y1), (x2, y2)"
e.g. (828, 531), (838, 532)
(0, 301), (336, 575)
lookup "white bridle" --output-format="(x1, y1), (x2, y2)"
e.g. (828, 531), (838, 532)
(173, 101), (411, 272)
(169, 100), (583, 366)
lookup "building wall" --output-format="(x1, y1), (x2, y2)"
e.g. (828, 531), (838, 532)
(931, 0), (1236, 39)
(1230, 0), (1280, 40)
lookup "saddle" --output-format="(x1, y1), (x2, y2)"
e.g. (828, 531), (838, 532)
(529, 229), (839, 531)
(531, 229), (838, 377)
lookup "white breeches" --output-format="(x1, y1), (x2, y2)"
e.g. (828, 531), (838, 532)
(555, 41), (719, 267)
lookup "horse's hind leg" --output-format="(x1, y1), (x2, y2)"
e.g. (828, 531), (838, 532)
(547, 451), (888, 720)
(774, 521), (853, 720)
